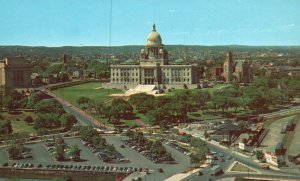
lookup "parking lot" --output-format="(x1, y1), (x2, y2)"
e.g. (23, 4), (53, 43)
(287, 118), (300, 156)
(260, 116), (290, 152)
(0, 136), (192, 181)
(104, 135), (191, 180)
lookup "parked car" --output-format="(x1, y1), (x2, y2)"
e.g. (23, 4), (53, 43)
(197, 171), (203, 176)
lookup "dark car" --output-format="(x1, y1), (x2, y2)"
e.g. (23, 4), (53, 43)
(197, 171), (203, 176)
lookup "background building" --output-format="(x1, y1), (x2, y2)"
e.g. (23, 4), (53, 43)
(265, 142), (286, 167)
(223, 51), (252, 83)
(0, 56), (31, 88)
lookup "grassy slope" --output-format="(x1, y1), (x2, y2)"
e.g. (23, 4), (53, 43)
(231, 162), (256, 172)
(52, 82), (122, 107)
(2, 112), (37, 135)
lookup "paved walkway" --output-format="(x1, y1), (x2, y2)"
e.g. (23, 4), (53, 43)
(42, 88), (114, 130)
(164, 168), (201, 181)
(134, 118), (147, 127)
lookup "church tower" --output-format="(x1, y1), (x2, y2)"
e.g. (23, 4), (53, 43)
(62, 52), (67, 64)
(223, 51), (233, 82)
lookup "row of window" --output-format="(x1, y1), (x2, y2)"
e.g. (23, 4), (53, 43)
(112, 78), (139, 83)
(111, 69), (191, 77)
(111, 78), (191, 83)
(163, 72), (190, 76)
(163, 78), (190, 82)
(112, 72), (139, 76)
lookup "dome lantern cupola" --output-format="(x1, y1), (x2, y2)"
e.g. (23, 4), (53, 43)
(146, 23), (162, 47)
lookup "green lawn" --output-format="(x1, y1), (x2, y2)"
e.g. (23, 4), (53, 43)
(164, 84), (230, 97)
(198, 84), (232, 94)
(136, 113), (152, 125)
(52, 82), (122, 107)
(90, 113), (114, 127)
(122, 120), (140, 127)
(188, 111), (224, 120)
(164, 89), (200, 97)
(1, 111), (37, 135)
(230, 162), (256, 172)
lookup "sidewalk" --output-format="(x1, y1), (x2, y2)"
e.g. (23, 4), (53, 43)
(164, 160), (211, 181)
(164, 168), (201, 181)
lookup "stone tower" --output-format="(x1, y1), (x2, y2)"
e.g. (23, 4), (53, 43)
(223, 51), (233, 82)
(62, 53), (67, 64)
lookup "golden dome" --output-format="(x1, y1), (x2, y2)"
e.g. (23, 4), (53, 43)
(146, 24), (162, 46)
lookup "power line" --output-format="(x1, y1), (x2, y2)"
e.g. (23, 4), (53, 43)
(108, 0), (113, 64)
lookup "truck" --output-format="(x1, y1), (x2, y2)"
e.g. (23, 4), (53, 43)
(259, 163), (270, 169)
(210, 165), (222, 176)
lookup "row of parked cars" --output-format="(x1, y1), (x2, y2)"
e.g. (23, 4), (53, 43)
(80, 140), (111, 162)
(166, 141), (191, 156)
(3, 162), (149, 174)
(123, 140), (173, 163)
(44, 164), (148, 173)
(9, 149), (33, 160)
(8, 163), (39, 168)
(80, 140), (127, 163)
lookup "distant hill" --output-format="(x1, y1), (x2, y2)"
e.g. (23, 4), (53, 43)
(1, 45), (300, 60)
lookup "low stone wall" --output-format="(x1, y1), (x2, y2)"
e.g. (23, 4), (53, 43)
(102, 82), (200, 90)
(0, 167), (126, 181)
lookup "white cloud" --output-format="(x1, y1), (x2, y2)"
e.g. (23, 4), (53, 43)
(287, 23), (295, 27)
(169, 9), (176, 13)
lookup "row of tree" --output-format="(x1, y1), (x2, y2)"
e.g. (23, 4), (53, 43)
(1, 87), (78, 135)
(125, 130), (172, 161)
(78, 126), (117, 156)
(33, 99), (77, 134)
(79, 75), (300, 128)
(49, 136), (81, 161)
(211, 76), (300, 114)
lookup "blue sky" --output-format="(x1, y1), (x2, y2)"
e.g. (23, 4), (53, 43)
(0, 0), (299, 46)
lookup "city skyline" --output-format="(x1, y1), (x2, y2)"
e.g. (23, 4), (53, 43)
(0, 0), (299, 46)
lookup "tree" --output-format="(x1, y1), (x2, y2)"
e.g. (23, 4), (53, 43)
(0, 120), (13, 135)
(147, 107), (168, 125)
(92, 101), (105, 117)
(35, 99), (65, 116)
(76, 97), (90, 108)
(59, 113), (77, 129)
(80, 126), (98, 142)
(7, 144), (27, 159)
(26, 93), (43, 108)
(34, 113), (60, 130)
(53, 136), (66, 161)
(192, 90), (211, 112)
(67, 145), (81, 161)
(92, 136), (107, 149)
(173, 90), (195, 122)
(24, 115), (33, 125)
(256, 150), (264, 160)
(106, 144), (116, 155)
(36, 128), (47, 135)
(46, 63), (63, 74)
(110, 98), (133, 121)
(129, 93), (156, 113)
(3, 97), (17, 113)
